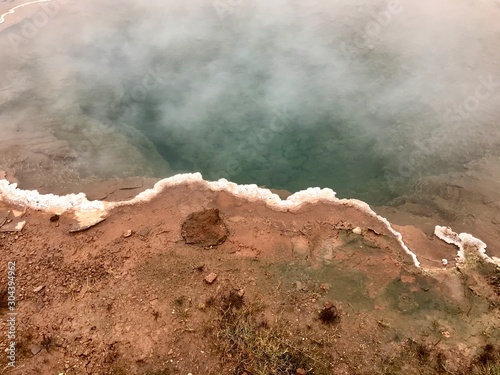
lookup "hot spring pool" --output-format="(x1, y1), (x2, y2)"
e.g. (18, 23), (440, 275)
(1, 0), (500, 206)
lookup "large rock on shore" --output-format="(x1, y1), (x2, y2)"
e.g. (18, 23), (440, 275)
(181, 208), (229, 247)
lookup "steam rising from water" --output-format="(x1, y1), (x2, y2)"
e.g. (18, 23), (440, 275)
(0, 0), (499, 203)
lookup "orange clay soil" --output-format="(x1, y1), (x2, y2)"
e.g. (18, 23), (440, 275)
(0, 180), (499, 375)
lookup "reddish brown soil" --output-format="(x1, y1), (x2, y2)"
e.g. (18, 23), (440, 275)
(0, 182), (498, 375)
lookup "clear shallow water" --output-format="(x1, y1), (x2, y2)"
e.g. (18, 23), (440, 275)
(1, 0), (500, 205)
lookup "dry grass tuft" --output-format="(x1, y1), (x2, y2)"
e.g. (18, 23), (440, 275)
(210, 296), (331, 375)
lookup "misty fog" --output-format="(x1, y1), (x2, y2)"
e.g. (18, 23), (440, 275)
(0, 0), (499, 203)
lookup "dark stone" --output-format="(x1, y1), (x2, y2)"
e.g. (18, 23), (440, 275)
(319, 301), (340, 325)
(181, 208), (228, 247)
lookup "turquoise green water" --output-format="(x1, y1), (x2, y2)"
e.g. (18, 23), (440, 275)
(1, 0), (498, 205)
(138, 103), (396, 204)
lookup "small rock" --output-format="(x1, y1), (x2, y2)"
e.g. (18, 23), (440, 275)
(352, 227), (362, 235)
(123, 230), (133, 238)
(49, 214), (60, 222)
(0, 218), (27, 232)
(181, 208), (229, 247)
(11, 209), (25, 218)
(442, 259), (448, 266)
(297, 368), (307, 375)
(294, 281), (306, 291)
(69, 215), (106, 233)
(33, 285), (45, 293)
(319, 301), (340, 324)
(319, 283), (330, 292)
(237, 289), (245, 297)
(30, 345), (42, 356)
(204, 273), (218, 284)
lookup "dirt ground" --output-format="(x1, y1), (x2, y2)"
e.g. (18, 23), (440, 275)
(0, 178), (499, 375)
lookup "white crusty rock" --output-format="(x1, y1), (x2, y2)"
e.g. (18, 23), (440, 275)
(0, 180), (106, 214)
(0, 173), (421, 267)
(434, 225), (499, 266)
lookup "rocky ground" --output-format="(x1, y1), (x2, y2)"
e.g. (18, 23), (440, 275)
(0, 177), (499, 375)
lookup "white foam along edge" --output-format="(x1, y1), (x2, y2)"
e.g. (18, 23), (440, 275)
(434, 225), (500, 267)
(0, 173), (421, 267)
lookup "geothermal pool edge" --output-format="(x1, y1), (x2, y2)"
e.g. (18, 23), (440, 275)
(1, 173), (499, 268)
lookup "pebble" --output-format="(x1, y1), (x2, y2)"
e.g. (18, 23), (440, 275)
(319, 283), (330, 292)
(123, 230), (133, 238)
(441, 331), (451, 338)
(30, 345), (42, 356)
(204, 273), (218, 284)
(294, 281), (306, 291)
(33, 285), (45, 293)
